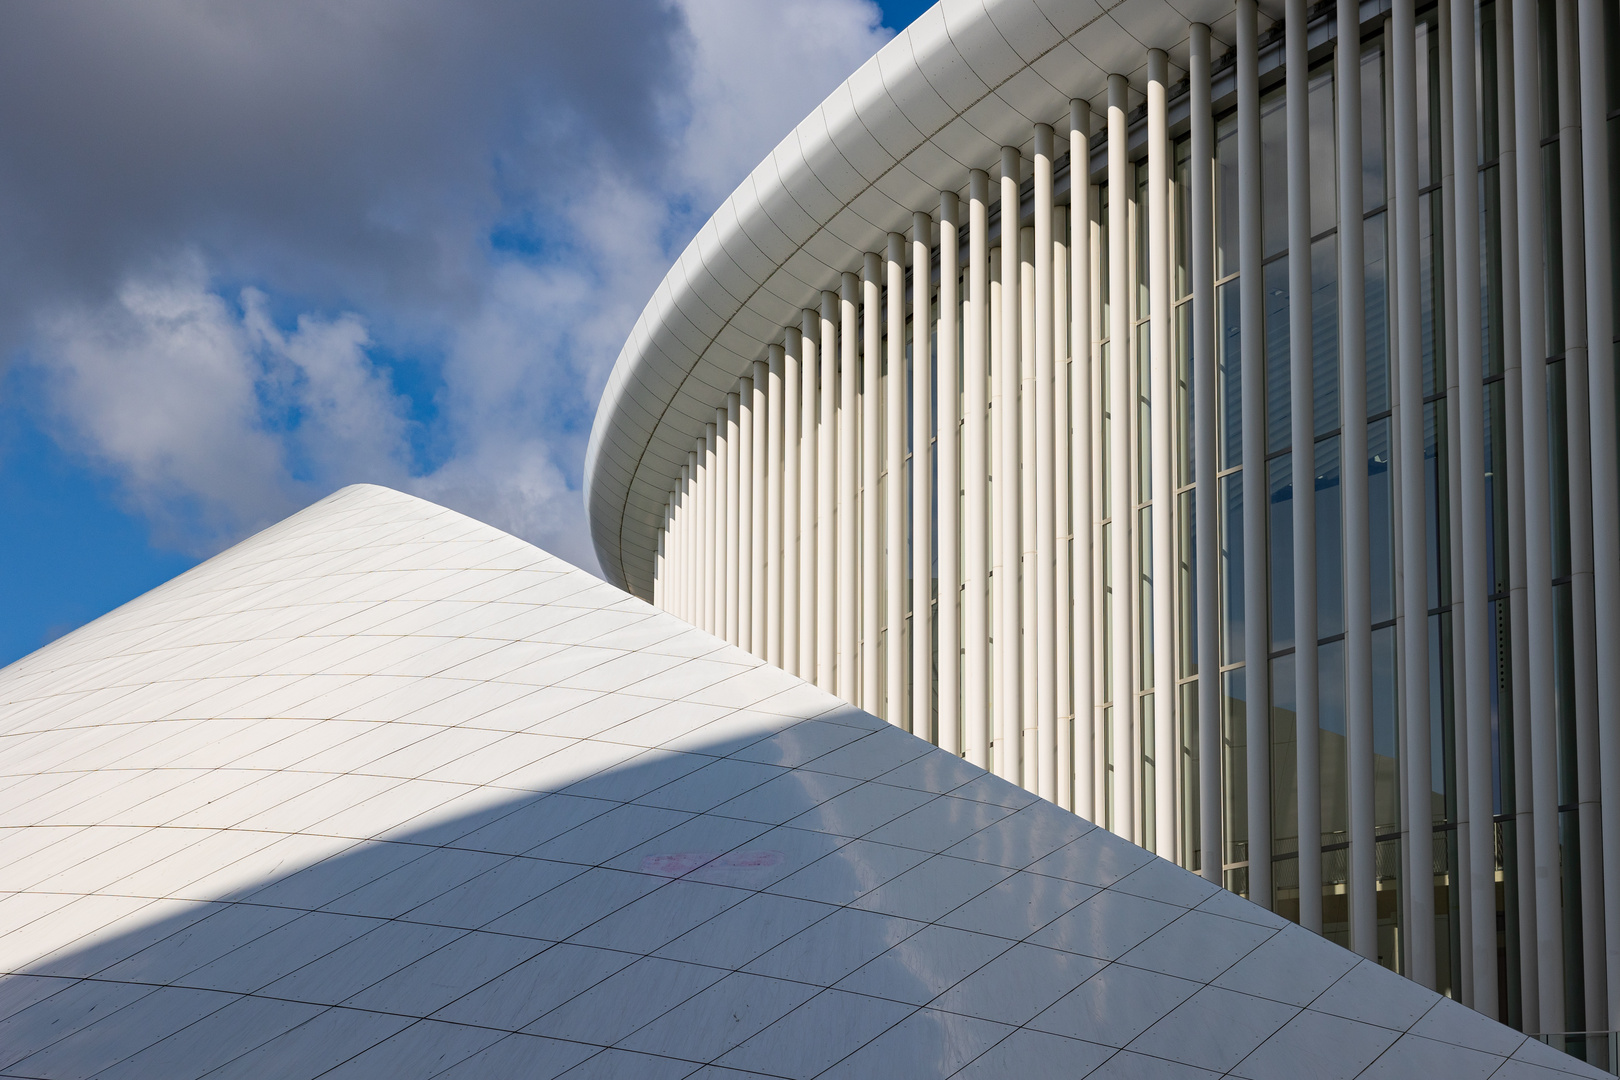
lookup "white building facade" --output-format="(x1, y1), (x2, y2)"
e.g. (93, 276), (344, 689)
(584, 0), (1620, 1058)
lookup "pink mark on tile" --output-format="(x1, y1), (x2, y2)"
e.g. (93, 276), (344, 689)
(641, 850), (785, 877)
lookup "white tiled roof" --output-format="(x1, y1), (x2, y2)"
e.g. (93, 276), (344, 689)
(0, 485), (1598, 1078)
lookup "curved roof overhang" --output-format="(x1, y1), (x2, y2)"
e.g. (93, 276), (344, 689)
(584, 0), (1254, 596)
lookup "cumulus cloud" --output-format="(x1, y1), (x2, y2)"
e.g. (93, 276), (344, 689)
(0, 0), (890, 574)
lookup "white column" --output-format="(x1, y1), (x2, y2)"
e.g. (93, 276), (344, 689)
(686, 450), (698, 624)
(1021, 223), (1038, 788)
(819, 293), (838, 692)
(939, 191), (963, 757)
(1000, 145), (1024, 785)
(1237, 0), (1273, 908)
(705, 419), (719, 635)
(1190, 24), (1221, 884)
(1148, 49), (1176, 859)
(784, 332), (804, 676)
(966, 170), (992, 771)
(1054, 201), (1073, 809)
(913, 210), (935, 743)
(885, 237), (906, 724)
(1285, 0), (1322, 933)
(725, 393), (741, 646)
(800, 310), (821, 683)
(766, 347), (785, 667)
(1035, 123), (1059, 802)
(1337, 0), (1375, 960)
(866, 249), (886, 716)
(1108, 74), (1135, 841)
(1394, 0), (1437, 987)
(1577, 0), (1620, 1029)
(738, 378), (754, 654)
(1071, 99), (1097, 821)
(751, 360), (769, 658)
(677, 461), (691, 619)
(839, 272), (860, 703)
(1449, 0), (1497, 1014)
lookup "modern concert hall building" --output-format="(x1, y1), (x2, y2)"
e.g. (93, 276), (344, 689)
(585, 0), (1620, 1059)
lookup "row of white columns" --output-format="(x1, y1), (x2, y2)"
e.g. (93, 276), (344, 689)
(650, 0), (1620, 1037)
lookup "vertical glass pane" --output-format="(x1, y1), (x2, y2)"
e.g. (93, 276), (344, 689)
(1319, 637), (1348, 847)
(1177, 302), (1194, 486)
(1180, 489), (1197, 678)
(1142, 691), (1157, 847)
(1175, 137), (1192, 300)
(1478, 0), (1500, 164)
(1365, 213), (1391, 416)
(1217, 114), (1241, 278)
(1272, 653), (1299, 857)
(1424, 401), (1453, 609)
(1368, 418), (1397, 624)
(1485, 380), (1510, 596)
(1223, 667), (1250, 865)
(1312, 235), (1341, 437)
(1308, 66), (1338, 237)
(1420, 191), (1446, 396)
(1262, 86), (1290, 259)
(1376, 836), (1403, 973)
(1266, 258), (1292, 452)
(1270, 454), (1296, 651)
(1316, 435), (1344, 640)
(1182, 681), (1200, 871)
(1222, 471), (1246, 665)
(1140, 504), (1154, 687)
(1373, 624), (1401, 831)
(1548, 360), (1571, 579)
(1542, 144), (1566, 358)
(1480, 166), (1505, 378)
(1220, 280), (1243, 467)
(1361, 39), (1387, 211)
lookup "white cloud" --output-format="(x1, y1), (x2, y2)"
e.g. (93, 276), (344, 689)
(9, 0), (892, 576)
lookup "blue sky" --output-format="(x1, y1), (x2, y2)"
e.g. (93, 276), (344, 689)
(0, 1), (932, 666)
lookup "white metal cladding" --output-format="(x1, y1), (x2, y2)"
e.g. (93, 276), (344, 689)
(5, 484), (1599, 1078)
(584, 0), (1239, 596)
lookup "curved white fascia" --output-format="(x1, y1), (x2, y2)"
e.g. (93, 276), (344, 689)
(585, 0), (1232, 596)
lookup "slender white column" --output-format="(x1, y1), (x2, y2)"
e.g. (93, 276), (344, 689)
(1000, 146), (1024, 785)
(1337, 0), (1375, 959)
(1285, 0), (1322, 932)
(1556, 0), (1608, 1032)
(819, 293), (839, 692)
(1108, 74), (1135, 841)
(738, 378), (754, 654)
(1449, 0), (1497, 1014)
(676, 462), (690, 618)
(801, 310), (822, 682)
(1577, 0), (1620, 1028)
(938, 191), (963, 757)
(913, 210), (935, 743)
(751, 361), (769, 658)
(1034, 123), (1058, 802)
(866, 249), (886, 716)
(783, 332), (803, 676)
(1393, 0), (1436, 988)
(1021, 223), (1038, 788)
(1071, 99), (1096, 821)
(839, 272), (860, 703)
(1054, 202), (1073, 809)
(766, 348), (784, 666)
(1494, 16), (1540, 1024)
(1190, 24), (1221, 883)
(884, 237), (906, 725)
(705, 420), (719, 635)
(725, 393), (741, 646)
(1237, 0), (1272, 908)
(1148, 49), (1175, 858)
(965, 170), (992, 772)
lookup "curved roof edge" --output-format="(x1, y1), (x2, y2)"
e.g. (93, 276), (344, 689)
(585, 0), (1241, 596)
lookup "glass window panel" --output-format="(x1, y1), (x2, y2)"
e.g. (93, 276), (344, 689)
(1480, 166), (1505, 379)
(1319, 638), (1348, 846)
(1538, 0), (1559, 142)
(1372, 624), (1401, 831)
(1270, 454), (1296, 651)
(1375, 836), (1403, 973)
(1223, 667), (1249, 865)
(1420, 191), (1446, 397)
(1262, 86), (1290, 258)
(1266, 258), (1292, 452)
(1368, 418), (1396, 624)
(1312, 235), (1340, 437)
(1220, 280), (1243, 468)
(1548, 360), (1571, 580)
(1175, 137), (1192, 300)
(1361, 40), (1387, 211)
(1424, 400), (1453, 609)
(1542, 144), (1566, 357)
(1222, 471), (1246, 665)
(1316, 434), (1344, 639)
(1217, 114), (1241, 277)
(1365, 213), (1391, 416)
(1429, 610), (1458, 823)
(1180, 489), (1197, 678)
(1419, 13), (1443, 187)
(1140, 504), (1154, 688)
(1272, 652), (1299, 855)
(1308, 66), (1338, 237)
(1177, 302), (1194, 486)
(1478, 0), (1500, 164)
(1485, 380), (1510, 597)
